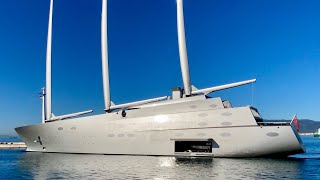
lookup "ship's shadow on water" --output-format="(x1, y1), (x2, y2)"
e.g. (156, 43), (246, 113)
(13, 152), (310, 179)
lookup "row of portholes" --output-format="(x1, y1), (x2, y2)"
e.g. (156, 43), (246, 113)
(197, 112), (233, 118)
(57, 127), (77, 131)
(197, 131), (278, 138)
(196, 132), (232, 137)
(176, 132), (278, 138)
(190, 104), (218, 109)
(197, 122), (233, 126)
(107, 134), (135, 138)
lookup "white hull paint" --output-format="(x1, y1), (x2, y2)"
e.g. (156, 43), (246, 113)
(16, 97), (304, 157)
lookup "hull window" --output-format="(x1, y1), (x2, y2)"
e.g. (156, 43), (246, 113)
(175, 141), (212, 153)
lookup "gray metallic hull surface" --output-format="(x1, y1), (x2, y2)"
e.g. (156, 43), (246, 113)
(15, 98), (304, 157)
(15, 118), (304, 157)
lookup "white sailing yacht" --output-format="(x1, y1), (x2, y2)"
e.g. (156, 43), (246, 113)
(15, 0), (304, 157)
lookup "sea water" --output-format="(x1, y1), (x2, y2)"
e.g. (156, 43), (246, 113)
(0, 136), (319, 179)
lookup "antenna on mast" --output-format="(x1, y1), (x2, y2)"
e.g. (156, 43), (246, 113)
(40, 88), (46, 123)
(45, 0), (53, 120)
(41, 0), (95, 122)
(176, 0), (192, 96)
(101, 0), (111, 111)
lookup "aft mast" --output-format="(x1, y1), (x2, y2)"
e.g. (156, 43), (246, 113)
(101, 0), (111, 111)
(176, 0), (192, 96)
(45, 0), (53, 120)
(175, 0), (256, 97)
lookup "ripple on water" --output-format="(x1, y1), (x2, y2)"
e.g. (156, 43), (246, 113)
(0, 136), (319, 179)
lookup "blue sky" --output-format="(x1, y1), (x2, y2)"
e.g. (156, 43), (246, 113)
(0, 0), (319, 135)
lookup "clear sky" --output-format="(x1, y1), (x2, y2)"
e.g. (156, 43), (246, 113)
(0, 0), (319, 135)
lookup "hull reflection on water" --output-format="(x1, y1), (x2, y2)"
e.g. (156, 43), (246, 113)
(18, 152), (305, 179)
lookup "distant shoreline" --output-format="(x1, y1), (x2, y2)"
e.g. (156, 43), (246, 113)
(0, 142), (26, 149)
(299, 133), (314, 136)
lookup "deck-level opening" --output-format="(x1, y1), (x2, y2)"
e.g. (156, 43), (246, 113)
(175, 141), (212, 153)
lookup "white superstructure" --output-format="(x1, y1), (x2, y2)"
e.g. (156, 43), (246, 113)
(15, 0), (304, 157)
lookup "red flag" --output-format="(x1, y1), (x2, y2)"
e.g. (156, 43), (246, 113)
(291, 114), (300, 132)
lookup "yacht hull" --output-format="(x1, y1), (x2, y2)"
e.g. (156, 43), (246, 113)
(15, 97), (304, 158)
(15, 118), (304, 158)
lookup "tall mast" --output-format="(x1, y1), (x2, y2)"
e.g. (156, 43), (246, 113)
(45, 0), (53, 120)
(176, 0), (192, 96)
(101, 0), (111, 111)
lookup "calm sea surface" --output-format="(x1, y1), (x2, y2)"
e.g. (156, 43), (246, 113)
(0, 136), (319, 179)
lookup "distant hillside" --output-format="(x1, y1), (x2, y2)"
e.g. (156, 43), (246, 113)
(266, 119), (320, 133)
(0, 135), (16, 138)
(299, 119), (320, 133)
(0, 135), (20, 142)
